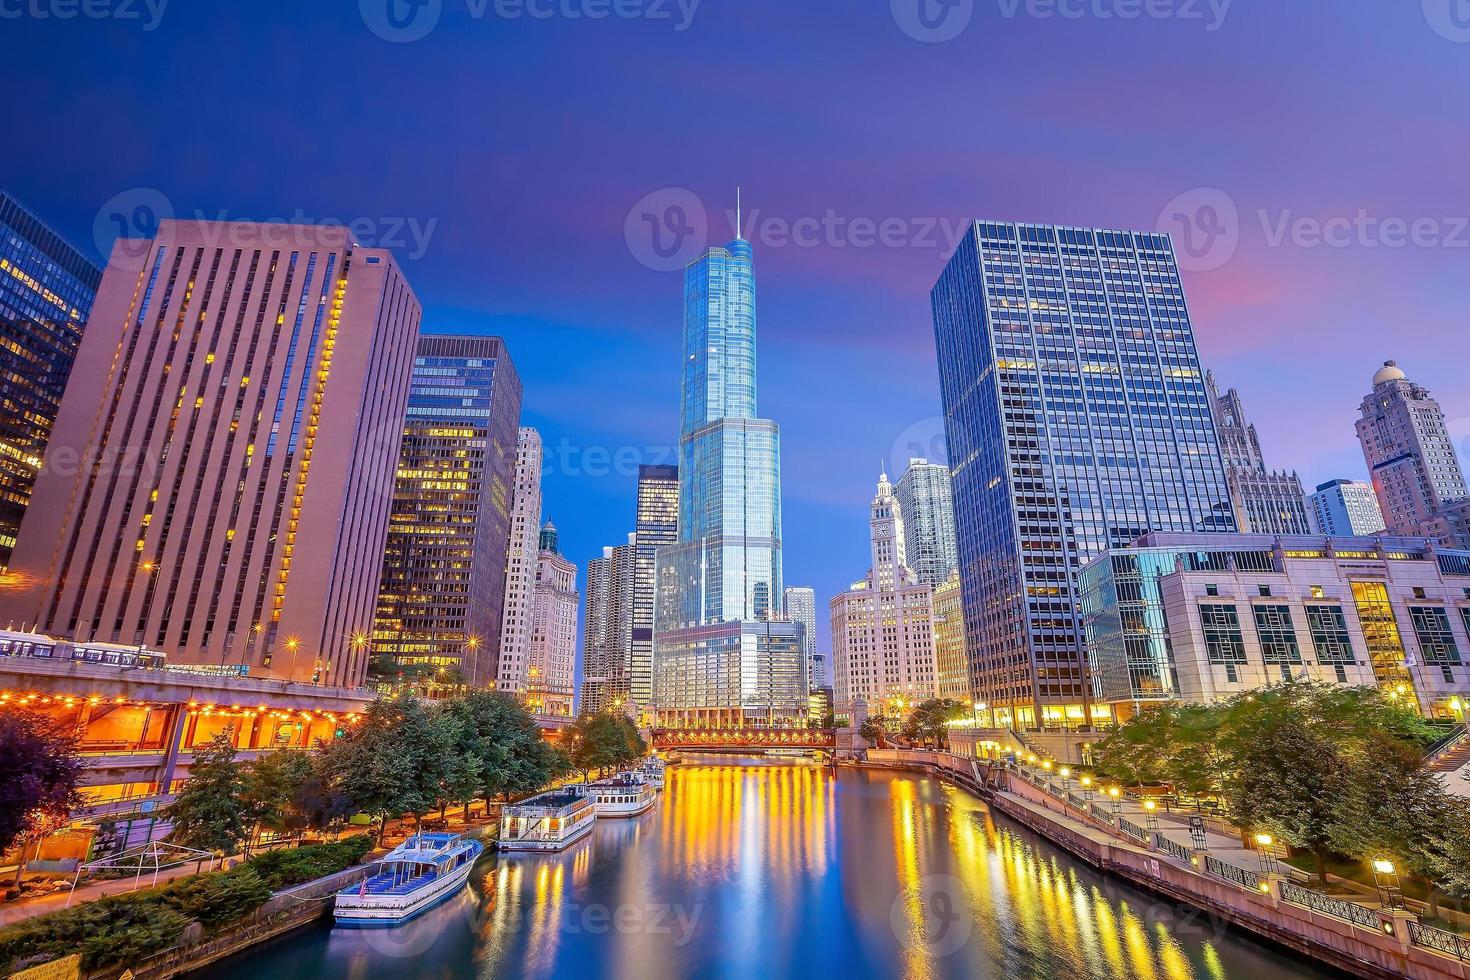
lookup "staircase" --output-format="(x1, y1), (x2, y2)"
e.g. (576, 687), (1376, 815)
(1426, 728), (1470, 773)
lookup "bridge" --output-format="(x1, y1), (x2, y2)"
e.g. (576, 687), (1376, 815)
(650, 728), (837, 752)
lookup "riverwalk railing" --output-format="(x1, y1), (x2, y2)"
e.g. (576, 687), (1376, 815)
(1279, 879), (1383, 931)
(1410, 921), (1470, 960)
(1153, 832), (1193, 863)
(1117, 816), (1149, 843)
(1204, 855), (1263, 892)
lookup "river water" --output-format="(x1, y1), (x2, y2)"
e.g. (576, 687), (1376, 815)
(204, 757), (1332, 979)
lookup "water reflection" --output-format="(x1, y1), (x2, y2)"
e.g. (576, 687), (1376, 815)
(204, 758), (1328, 980)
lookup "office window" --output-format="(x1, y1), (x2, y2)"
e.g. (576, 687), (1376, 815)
(1305, 605), (1354, 664)
(1410, 606), (1461, 665)
(1200, 603), (1246, 665)
(1254, 604), (1302, 665)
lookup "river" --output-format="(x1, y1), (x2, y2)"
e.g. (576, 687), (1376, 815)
(203, 757), (1333, 979)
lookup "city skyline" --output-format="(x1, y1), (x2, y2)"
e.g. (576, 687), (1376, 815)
(5, 8), (1469, 655)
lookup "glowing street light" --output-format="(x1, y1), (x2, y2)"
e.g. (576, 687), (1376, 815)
(1143, 799), (1159, 832)
(1372, 857), (1403, 909)
(1254, 833), (1277, 875)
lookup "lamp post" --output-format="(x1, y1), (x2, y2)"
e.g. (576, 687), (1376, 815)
(1143, 799), (1159, 833)
(1107, 785), (1122, 816)
(1059, 766), (1072, 796)
(1254, 833), (1277, 876)
(1372, 858), (1403, 910)
(1081, 775), (1094, 801)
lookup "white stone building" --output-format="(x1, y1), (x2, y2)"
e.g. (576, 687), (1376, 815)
(528, 522), (578, 719)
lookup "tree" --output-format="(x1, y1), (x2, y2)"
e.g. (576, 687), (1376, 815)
(858, 718), (884, 745)
(902, 699), (968, 748)
(0, 708), (83, 884)
(240, 749), (315, 850)
(434, 710), (484, 820)
(165, 732), (248, 859)
(445, 690), (562, 803)
(320, 695), (446, 843)
(568, 713), (644, 778)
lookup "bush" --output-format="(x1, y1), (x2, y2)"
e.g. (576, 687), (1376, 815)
(245, 835), (373, 891)
(155, 868), (273, 928)
(0, 893), (190, 972)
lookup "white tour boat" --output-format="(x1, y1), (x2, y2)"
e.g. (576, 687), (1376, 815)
(638, 757), (666, 790)
(587, 772), (658, 817)
(333, 832), (483, 928)
(496, 786), (597, 852)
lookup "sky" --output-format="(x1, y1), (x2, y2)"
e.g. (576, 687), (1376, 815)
(6, 0), (1469, 653)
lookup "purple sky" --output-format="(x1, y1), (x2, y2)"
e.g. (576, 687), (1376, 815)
(7, 1), (1469, 651)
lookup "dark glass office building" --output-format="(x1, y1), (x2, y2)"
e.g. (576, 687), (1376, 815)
(0, 190), (103, 570)
(372, 334), (522, 690)
(931, 221), (1234, 729)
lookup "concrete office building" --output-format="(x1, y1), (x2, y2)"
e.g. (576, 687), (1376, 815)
(497, 427), (544, 697)
(1308, 479), (1386, 537)
(526, 522), (577, 719)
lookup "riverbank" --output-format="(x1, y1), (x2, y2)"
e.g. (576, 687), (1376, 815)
(855, 749), (1470, 980)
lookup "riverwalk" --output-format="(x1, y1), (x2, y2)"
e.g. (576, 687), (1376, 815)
(860, 748), (1470, 980)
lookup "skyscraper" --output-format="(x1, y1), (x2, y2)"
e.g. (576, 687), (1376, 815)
(782, 585), (818, 685)
(372, 335), (521, 692)
(830, 470), (938, 720)
(581, 537), (634, 714)
(653, 229), (806, 726)
(630, 463), (677, 709)
(0, 190), (103, 570)
(2, 219), (421, 686)
(1206, 372), (1312, 535)
(1308, 479), (1386, 536)
(1357, 360), (1468, 535)
(931, 221), (1235, 728)
(894, 458), (960, 587)
(497, 427), (544, 697)
(931, 572), (969, 700)
(527, 521), (578, 718)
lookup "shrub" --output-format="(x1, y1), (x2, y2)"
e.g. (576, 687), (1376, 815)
(244, 835), (373, 891)
(155, 868), (273, 928)
(0, 893), (189, 972)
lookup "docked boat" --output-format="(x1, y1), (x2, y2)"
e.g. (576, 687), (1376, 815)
(587, 772), (658, 817)
(333, 832), (483, 928)
(497, 786), (596, 852)
(638, 757), (666, 790)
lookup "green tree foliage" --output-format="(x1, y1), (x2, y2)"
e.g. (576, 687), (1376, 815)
(568, 713), (646, 776)
(240, 749), (315, 848)
(858, 718), (884, 745)
(902, 698), (969, 748)
(165, 732), (248, 855)
(156, 868), (273, 928)
(0, 708), (83, 856)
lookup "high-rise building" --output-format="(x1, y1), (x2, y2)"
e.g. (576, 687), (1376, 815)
(372, 335), (521, 691)
(782, 585), (818, 685)
(931, 221), (1235, 729)
(630, 463), (677, 709)
(653, 230), (806, 726)
(497, 427), (543, 697)
(1308, 479), (1386, 537)
(894, 458), (959, 587)
(830, 470), (938, 720)
(2, 220), (421, 686)
(1206, 372), (1312, 535)
(932, 572), (969, 701)
(581, 537), (634, 715)
(0, 190), (104, 570)
(527, 521), (577, 719)
(1357, 360), (1468, 535)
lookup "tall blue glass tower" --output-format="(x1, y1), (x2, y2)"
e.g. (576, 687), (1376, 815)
(931, 222), (1235, 731)
(654, 234), (807, 726)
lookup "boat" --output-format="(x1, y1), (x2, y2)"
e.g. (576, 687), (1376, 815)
(496, 786), (597, 852)
(333, 832), (483, 928)
(638, 757), (666, 790)
(586, 772), (658, 817)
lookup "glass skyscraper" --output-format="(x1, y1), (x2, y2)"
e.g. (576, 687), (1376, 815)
(373, 334), (522, 690)
(631, 463), (677, 710)
(931, 221), (1235, 729)
(654, 234), (806, 726)
(0, 190), (103, 570)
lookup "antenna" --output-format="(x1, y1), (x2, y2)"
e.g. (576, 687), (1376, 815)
(736, 186), (742, 240)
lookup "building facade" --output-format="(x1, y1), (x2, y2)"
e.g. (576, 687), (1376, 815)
(0, 190), (104, 570)
(782, 585), (818, 685)
(1308, 478), (1386, 536)
(630, 463), (677, 709)
(1357, 360), (1468, 535)
(931, 222), (1236, 730)
(372, 335), (521, 691)
(653, 232), (806, 726)
(932, 572), (969, 701)
(1206, 372), (1312, 535)
(496, 427), (543, 697)
(830, 471), (938, 721)
(526, 522), (577, 719)
(1081, 532), (1470, 719)
(894, 458), (960, 587)
(581, 538), (634, 715)
(1, 220), (421, 687)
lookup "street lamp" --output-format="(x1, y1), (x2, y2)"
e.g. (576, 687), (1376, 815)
(1254, 833), (1277, 876)
(1107, 785), (1122, 815)
(1081, 775), (1094, 801)
(1372, 858), (1403, 910)
(1059, 766), (1072, 794)
(1143, 798), (1159, 832)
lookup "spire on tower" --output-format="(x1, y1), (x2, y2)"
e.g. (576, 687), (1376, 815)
(736, 186), (743, 241)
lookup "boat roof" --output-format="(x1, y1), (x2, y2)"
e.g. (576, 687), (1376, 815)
(383, 833), (476, 862)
